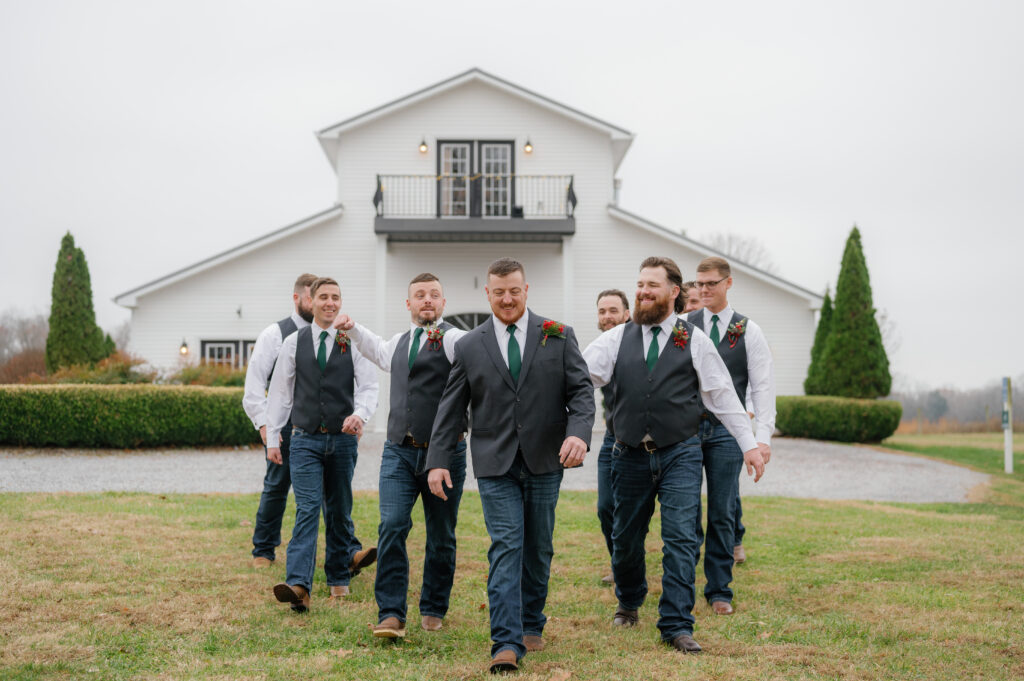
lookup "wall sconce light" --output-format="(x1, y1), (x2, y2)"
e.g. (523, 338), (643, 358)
(418, 138), (428, 153)
(179, 339), (189, 355)
(523, 138), (533, 154)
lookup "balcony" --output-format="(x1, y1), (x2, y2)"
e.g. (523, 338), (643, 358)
(373, 174), (576, 242)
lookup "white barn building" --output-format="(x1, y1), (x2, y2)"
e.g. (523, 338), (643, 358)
(115, 68), (822, 430)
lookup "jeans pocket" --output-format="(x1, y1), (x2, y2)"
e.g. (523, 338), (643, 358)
(292, 426), (305, 437)
(611, 441), (623, 460)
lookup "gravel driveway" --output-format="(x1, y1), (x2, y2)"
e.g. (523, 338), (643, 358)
(0, 433), (988, 503)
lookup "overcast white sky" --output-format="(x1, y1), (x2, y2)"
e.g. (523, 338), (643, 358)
(1, 0), (1021, 390)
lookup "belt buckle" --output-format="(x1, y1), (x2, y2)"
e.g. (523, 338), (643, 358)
(641, 440), (657, 453)
(318, 425), (328, 434)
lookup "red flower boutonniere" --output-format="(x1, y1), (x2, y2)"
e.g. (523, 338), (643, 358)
(335, 332), (351, 353)
(726, 320), (746, 349)
(540, 320), (567, 346)
(672, 326), (690, 350)
(425, 325), (445, 350)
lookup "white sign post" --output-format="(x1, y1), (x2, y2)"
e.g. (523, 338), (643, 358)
(1003, 377), (1013, 474)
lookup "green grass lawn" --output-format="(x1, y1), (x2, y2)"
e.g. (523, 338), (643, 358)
(2, 458), (1023, 679)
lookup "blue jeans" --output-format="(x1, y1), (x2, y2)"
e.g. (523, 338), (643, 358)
(611, 436), (703, 641)
(375, 439), (467, 623)
(477, 455), (563, 660)
(695, 420), (745, 604)
(596, 431), (616, 561)
(285, 428), (363, 593)
(252, 422), (292, 560)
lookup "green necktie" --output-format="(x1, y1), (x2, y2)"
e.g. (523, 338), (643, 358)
(646, 326), (661, 372)
(709, 314), (720, 347)
(506, 324), (521, 383)
(317, 330), (328, 371)
(408, 327), (424, 370)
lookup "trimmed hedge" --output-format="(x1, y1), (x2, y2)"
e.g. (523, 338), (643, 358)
(0, 385), (260, 448)
(776, 395), (902, 443)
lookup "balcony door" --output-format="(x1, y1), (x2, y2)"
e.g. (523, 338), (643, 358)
(481, 143), (511, 217)
(439, 142), (470, 218)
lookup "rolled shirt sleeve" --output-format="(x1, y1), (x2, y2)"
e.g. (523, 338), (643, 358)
(744, 320), (776, 445)
(351, 344), (379, 423)
(241, 324), (282, 429)
(265, 332), (298, 448)
(690, 329), (758, 453)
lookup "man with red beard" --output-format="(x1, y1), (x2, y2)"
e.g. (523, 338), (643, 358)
(582, 256), (765, 655)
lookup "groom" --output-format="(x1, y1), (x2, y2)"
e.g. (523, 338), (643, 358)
(426, 257), (594, 674)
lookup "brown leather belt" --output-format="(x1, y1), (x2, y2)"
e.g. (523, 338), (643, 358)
(401, 435), (427, 448)
(617, 439), (660, 453)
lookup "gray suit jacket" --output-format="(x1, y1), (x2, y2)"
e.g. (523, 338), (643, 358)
(425, 310), (595, 478)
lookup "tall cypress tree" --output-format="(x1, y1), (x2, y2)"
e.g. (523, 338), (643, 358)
(817, 226), (891, 398)
(803, 288), (833, 395)
(45, 232), (109, 372)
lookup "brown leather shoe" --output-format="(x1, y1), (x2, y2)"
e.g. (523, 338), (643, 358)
(252, 557), (274, 569)
(349, 547), (378, 576)
(734, 545), (746, 565)
(601, 572), (615, 585)
(327, 585), (350, 602)
(523, 635), (544, 652)
(272, 583), (310, 613)
(489, 649), (518, 674)
(421, 615), (443, 631)
(669, 633), (702, 654)
(372, 616), (406, 638)
(612, 608), (638, 627)
(711, 600), (734, 615)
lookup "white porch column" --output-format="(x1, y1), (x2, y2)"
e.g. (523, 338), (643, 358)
(561, 235), (574, 326)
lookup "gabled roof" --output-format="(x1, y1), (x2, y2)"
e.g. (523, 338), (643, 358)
(316, 68), (636, 171)
(608, 205), (824, 308)
(113, 205), (343, 308)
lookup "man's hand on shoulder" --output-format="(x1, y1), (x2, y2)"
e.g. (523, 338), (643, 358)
(427, 468), (453, 500)
(559, 435), (587, 468)
(334, 314), (354, 331)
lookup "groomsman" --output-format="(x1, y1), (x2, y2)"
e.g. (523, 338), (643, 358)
(334, 273), (469, 639)
(681, 281), (702, 314)
(689, 257), (775, 614)
(265, 277), (379, 612)
(242, 273), (317, 568)
(426, 258), (594, 674)
(582, 256), (765, 654)
(594, 289), (631, 585)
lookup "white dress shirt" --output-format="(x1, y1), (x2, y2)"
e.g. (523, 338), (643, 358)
(348, 318), (467, 371)
(241, 311), (310, 430)
(492, 311), (529, 368)
(698, 306), (777, 444)
(582, 313), (758, 453)
(264, 321), (379, 448)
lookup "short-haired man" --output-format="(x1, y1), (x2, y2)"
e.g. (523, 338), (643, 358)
(426, 258), (595, 674)
(334, 273), (469, 639)
(583, 256), (765, 654)
(689, 256), (775, 615)
(594, 289), (630, 585)
(681, 281), (702, 314)
(265, 277), (380, 612)
(242, 272), (316, 568)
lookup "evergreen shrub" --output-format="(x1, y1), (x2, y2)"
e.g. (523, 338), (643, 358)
(0, 385), (259, 447)
(777, 395), (902, 442)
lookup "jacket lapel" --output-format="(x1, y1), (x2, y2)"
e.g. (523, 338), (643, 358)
(480, 322), (517, 391)
(515, 310), (542, 388)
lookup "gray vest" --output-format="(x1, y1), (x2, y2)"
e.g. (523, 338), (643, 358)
(600, 383), (615, 433)
(387, 322), (458, 443)
(688, 309), (749, 412)
(268, 316), (298, 386)
(291, 326), (355, 433)
(611, 319), (701, 447)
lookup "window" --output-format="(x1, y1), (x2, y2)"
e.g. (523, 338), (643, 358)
(436, 140), (515, 218)
(200, 340), (256, 368)
(446, 312), (492, 331)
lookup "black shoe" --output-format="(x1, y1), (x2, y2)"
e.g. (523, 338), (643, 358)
(612, 608), (638, 627)
(668, 633), (702, 654)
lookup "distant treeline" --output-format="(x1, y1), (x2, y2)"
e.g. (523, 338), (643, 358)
(892, 373), (1023, 429)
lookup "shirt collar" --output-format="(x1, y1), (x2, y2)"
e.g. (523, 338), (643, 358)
(291, 311), (311, 328)
(643, 313), (678, 337)
(312, 321), (337, 340)
(703, 305), (732, 325)
(492, 310), (528, 336)
(410, 317), (444, 335)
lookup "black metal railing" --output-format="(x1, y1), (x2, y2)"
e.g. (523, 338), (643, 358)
(373, 174), (576, 219)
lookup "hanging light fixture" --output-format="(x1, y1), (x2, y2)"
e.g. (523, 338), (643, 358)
(523, 138), (533, 154)
(418, 138), (428, 153)
(179, 339), (189, 355)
